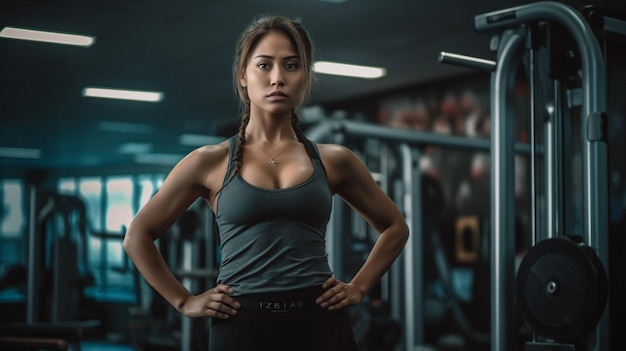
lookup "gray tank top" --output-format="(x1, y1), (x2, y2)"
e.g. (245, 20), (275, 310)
(215, 135), (333, 295)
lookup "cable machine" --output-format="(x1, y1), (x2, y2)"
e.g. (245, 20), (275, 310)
(440, 1), (624, 350)
(0, 187), (102, 350)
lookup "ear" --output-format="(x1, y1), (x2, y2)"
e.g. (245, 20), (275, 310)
(240, 73), (247, 88)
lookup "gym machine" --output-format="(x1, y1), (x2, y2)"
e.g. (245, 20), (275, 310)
(307, 119), (532, 351)
(0, 189), (102, 350)
(439, 1), (624, 350)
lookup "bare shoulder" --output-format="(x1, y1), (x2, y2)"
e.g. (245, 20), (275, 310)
(316, 143), (355, 166)
(167, 139), (230, 190)
(175, 140), (227, 172)
(316, 143), (367, 191)
(190, 139), (230, 164)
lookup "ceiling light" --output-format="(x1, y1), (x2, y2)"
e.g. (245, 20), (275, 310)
(83, 87), (164, 102)
(0, 26), (95, 47)
(179, 134), (226, 147)
(0, 147), (41, 159)
(314, 61), (386, 79)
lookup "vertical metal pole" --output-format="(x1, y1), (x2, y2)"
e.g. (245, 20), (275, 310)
(528, 27), (539, 250)
(132, 177), (143, 307)
(546, 80), (565, 239)
(327, 196), (344, 281)
(26, 185), (39, 324)
(400, 143), (423, 351)
(100, 177), (108, 289)
(390, 177), (404, 327)
(181, 241), (193, 351)
(490, 28), (525, 351)
(379, 143), (391, 303)
(576, 15), (610, 351)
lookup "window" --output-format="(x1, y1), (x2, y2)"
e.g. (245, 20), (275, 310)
(1, 180), (23, 237)
(0, 179), (24, 265)
(56, 174), (164, 301)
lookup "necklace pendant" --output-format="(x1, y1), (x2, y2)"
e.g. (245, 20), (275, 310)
(268, 158), (278, 166)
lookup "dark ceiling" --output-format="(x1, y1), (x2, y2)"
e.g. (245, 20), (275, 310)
(1, 0), (625, 175)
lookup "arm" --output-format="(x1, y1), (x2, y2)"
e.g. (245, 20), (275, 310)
(123, 144), (239, 318)
(316, 144), (409, 310)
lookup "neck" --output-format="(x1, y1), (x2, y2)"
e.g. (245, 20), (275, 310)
(246, 129), (298, 144)
(245, 116), (297, 144)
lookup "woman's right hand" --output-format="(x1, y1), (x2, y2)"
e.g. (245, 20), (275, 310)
(180, 284), (240, 319)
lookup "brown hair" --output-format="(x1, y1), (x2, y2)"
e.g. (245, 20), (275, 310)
(229, 14), (315, 178)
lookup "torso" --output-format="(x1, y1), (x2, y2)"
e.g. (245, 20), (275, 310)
(213, 135), (334, 294)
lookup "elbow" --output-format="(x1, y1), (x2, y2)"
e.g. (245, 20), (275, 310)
(386, 221), (409, 249)
(400, 222), (410, 244)
(380, 220), (409, 246)
(122, 224), (141, 255)
(122, 232), (132, 254)
(123, 223), (158, 255)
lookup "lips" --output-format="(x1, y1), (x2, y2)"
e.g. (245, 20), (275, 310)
(267, 91), (287, 97)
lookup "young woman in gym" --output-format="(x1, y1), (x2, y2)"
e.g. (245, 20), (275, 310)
(123, 14), (408, 351)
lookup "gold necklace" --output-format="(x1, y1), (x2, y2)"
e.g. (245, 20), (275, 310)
(248, 139), (291, 166)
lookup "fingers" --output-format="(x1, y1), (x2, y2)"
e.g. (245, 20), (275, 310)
(316, 278), (362, 311)
(205, 299), (239, 319)
(321, 276), (338, 289)
(209, 285), (240, 319)
(208, 284), (238, 306)
(183, 285), (240, 319)
(211, 283), (234, 295)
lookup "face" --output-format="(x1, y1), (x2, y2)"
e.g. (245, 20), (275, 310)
(240, 31), (305, 116)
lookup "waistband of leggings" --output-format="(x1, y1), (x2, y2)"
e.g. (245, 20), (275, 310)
(235, 285), (324, 313)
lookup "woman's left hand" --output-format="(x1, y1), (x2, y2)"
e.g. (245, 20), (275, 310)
(315, 276), (365, 310)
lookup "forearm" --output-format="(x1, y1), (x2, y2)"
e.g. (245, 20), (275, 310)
(349, 223), (408, 295)
(123, 234), (191, 311)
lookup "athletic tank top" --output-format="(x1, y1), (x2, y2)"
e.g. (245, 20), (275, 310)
(215, 135), (333, 295)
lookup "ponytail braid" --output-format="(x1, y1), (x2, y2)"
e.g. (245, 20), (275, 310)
(229, 104), (250, 183)
(291, 109), (306, 142)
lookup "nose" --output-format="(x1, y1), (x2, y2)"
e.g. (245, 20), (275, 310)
(271, 67), (285, 87)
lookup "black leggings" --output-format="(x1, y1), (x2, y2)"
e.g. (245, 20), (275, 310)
(209, 286), (361, 351)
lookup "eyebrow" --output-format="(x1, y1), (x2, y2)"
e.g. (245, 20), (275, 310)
(253, 55), (300, 60)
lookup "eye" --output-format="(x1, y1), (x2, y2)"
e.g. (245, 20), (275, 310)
(257, 63), (270, 70)
(285, 62), (299, 71)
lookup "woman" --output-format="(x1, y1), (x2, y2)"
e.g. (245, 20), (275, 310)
(123, 14), (409, 351)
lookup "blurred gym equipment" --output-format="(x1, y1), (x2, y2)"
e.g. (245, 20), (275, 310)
(441, 1), (624, 350)
(0, 190), (102, 350)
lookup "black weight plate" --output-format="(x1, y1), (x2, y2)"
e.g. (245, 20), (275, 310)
(524, 252), (586, 327)
(516, 237), (608, 341)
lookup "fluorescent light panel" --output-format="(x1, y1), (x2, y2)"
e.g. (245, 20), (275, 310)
(179, 134), (226, 147)
(134, 153), (184, 166)
(0, 26), (95, 47)
(98, 121), (154, 134)
(119, 143), (153, 154)
(0, 147), (41, 159)
(83, 87), (164, 102)
(314, 61), (386, 79)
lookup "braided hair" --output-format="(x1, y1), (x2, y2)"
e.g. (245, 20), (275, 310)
(230, 15), (316, 179)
